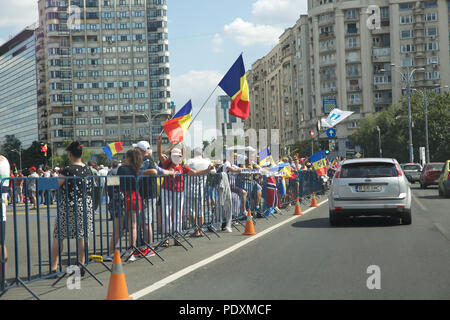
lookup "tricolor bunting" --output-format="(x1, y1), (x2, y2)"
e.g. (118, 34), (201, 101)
(310, 150), (328, 177)
(103, 142), (124, 161)
(163, 100), (193, 143)
(218, 54), (250, 120)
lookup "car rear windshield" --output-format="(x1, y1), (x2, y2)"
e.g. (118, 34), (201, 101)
(340, 162), (397, 178)
(402, 164), (421, 170)
(427, 164), (444, 171)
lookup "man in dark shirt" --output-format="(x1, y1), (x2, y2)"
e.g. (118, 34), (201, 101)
(133, 141), (171, 256)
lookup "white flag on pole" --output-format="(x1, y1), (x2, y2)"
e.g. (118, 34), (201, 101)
(321, 108), (354, 128)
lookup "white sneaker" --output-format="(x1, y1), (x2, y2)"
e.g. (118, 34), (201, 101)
(128, 254), (136, 262)
(224, 227), (233, 233)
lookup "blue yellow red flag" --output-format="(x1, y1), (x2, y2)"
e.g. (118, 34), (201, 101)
(258, 147), (273, 166)
(310, 151), (327, 177)
(163, 100), (193, 143)
(103, 141), (124, 161)
(218, 54), (250, 120)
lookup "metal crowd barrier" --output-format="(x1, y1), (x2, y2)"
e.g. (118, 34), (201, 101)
(0, 170), (326, 299)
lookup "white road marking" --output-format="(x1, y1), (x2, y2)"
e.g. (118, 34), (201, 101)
(130, 199), (329, 300)
(412, 192), (427, 212)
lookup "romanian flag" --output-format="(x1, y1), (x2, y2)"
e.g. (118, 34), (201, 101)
(218, 54), (250, 120)
(103, 142), (124, 161)
(258, 147), (273, 166)
(163, 100), (193, 143)
(310, 150), (327, 177)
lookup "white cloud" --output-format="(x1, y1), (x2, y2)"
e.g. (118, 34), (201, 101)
(0, 0), (38, 30)
(171, 70), (224, 148)
(251, 0), (308, 26)
(221, 18), (283, 47)
(212, 0), (307, 52)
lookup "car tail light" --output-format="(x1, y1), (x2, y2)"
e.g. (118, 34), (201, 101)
(395, 163), (403, 177)
(397, 206), (405, 209)
(335, 207), (342, 211)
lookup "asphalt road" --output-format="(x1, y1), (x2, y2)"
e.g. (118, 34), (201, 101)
(138, 184), (450, 300)
(1, 185), (449, 300)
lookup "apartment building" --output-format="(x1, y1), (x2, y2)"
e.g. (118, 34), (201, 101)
(247, 0), (450, 157)
(37, 0), (172, 154)
(0, 25), (39, 149)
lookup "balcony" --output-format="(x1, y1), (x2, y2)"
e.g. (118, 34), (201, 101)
(373, 83), (392, 91)
(319, 31), (334, 39)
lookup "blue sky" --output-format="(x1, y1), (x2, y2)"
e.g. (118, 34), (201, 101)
(0, 0), (308, 148)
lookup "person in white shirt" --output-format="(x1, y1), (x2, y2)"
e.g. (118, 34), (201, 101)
(185, 148), (214, 236)
(219, 159), (248, 217)
(28, 167), (39, 209)
(0, 154), (11, 283)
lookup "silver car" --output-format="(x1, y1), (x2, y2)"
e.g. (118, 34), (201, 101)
(329, 158), (412, 225)
(401, 163), (422, 183)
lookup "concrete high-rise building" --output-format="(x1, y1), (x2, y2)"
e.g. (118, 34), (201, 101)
(37, 0), (172, 155)
(0, 24), (39, 149)
(247, 0), (450, 157)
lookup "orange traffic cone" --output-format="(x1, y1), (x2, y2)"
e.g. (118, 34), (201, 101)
(106, 250), (133, 300)
(310, 192), (319, 208)
(242, 210), (257, 236)
(294, 197), (303, 216)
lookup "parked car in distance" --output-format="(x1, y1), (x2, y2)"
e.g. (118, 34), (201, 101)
(328, 158), (412, 226)
(401, 163), (422, 184)
(437, 160), (450, 198)
(419, 162), (445, 189)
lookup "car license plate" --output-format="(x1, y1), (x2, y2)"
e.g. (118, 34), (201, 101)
(356, 185), (382, 192)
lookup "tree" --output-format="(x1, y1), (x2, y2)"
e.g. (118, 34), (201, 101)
(349, 91), (450, 162)
(1, 135), (22, 169)
(96, 153), (111, 167)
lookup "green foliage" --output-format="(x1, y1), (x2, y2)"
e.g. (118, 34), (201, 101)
(349, 91), (450, 162)
(96, 153), (111, 166)
(1, 135), (22, 169)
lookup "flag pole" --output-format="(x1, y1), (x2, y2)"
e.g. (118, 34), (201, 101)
(160, 84), (220, 151)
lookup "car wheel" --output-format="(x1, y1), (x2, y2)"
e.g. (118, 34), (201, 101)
(401, 210), (412, 225)
(329, 211), (341, 226)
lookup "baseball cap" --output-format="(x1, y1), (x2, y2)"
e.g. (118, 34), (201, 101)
(132, 141), (151, 152)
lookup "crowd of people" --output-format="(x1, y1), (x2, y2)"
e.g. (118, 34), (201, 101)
(1, 139), (342, 281)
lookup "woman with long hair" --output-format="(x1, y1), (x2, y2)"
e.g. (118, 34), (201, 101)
(105, 148), (143, 261)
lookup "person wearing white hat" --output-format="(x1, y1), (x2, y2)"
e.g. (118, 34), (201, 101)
(131, 141), (172, 257)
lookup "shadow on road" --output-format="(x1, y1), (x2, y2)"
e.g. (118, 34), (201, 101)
(292, 217), (401, 229)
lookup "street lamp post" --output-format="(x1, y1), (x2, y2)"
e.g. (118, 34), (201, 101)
(389, 64), (425, 163)
(413, 84), (448, 164)
(376, 126), (382, 158)
(11, 148), (22, 170)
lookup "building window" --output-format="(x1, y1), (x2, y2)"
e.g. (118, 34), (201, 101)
(400, 15), (414, 24)
(400, 30), (414, 39)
